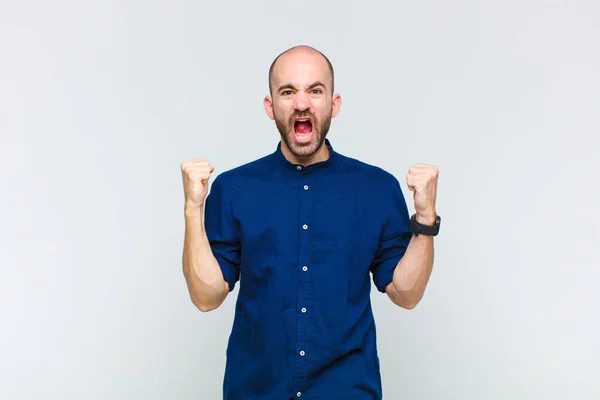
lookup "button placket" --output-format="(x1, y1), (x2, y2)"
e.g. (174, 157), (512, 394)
(295, 169), (313, 393)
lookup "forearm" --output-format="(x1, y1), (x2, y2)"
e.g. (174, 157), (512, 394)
(387, 215), (436, 309)
(182, 206), (229, 312)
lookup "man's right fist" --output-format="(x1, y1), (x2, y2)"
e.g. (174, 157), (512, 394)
(181, 158), (214, 209)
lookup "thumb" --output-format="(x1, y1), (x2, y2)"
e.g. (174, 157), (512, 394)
(201, 165), (215, 184)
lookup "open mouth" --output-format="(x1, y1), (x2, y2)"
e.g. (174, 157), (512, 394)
(293, 118), (313, 142)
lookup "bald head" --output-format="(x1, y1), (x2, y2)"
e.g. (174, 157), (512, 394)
(268, 45), (335, 95)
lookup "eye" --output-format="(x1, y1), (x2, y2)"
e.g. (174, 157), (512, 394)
(312, 88), (323, 94)
(281, 90), (293, 96)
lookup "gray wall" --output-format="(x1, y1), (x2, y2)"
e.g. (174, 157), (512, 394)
(1, 1), (599, 399)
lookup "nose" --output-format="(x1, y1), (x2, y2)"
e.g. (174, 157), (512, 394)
(293, 91), (310, 113)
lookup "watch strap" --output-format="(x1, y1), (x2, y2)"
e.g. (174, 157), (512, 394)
(410, 214), (441, 236)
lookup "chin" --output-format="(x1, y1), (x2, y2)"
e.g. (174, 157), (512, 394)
(286, 132), (323, 158)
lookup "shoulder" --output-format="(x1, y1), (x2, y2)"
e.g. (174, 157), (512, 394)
(209, 152), (273, 191)
(336, 152), (401, 189)
(335, 151), (409, 215)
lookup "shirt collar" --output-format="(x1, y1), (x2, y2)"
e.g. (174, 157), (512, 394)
(272, 138), (337, 172)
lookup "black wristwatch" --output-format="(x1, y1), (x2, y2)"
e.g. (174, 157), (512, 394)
(410, 214), (441, 236)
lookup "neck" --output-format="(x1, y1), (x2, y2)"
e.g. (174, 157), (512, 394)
(281, 141), (330, 166)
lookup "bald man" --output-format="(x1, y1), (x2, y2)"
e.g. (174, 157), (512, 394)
(181, 45), (441, 399)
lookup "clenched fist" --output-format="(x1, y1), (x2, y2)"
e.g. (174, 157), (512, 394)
(406, 163), (439, 225)
(181, 158), (215, 210)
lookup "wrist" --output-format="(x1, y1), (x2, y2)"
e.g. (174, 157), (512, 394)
(185, 203), (204, 217)
(415, 211), (437, 226)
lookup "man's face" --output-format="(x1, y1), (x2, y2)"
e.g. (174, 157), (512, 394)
(265, 50), (341, 160)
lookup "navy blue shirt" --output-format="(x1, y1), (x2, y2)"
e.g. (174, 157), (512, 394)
(204, 139), (412, 399)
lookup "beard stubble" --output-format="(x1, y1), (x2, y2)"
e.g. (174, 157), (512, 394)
(274, 109), (332, 159)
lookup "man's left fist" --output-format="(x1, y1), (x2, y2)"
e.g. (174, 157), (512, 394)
(406, 163), (439, 225)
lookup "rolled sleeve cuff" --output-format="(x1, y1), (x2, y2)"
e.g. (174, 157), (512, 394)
(371, 254), (403, 293)
(215, 255), (239, 292)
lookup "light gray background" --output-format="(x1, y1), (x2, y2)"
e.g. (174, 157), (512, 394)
(1, 0), (599, 399)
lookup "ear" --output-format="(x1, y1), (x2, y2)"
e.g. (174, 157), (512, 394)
(331, 93), (342, 118)
(264, 96), (275, 120)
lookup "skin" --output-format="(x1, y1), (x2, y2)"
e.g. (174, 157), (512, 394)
(387, 164), (438, 309)
(181, 46), (439, 312)
(180, 159), (228, 312)
(263, 46), (341, 166)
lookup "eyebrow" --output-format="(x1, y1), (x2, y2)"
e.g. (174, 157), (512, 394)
(277, 81), (326, 93)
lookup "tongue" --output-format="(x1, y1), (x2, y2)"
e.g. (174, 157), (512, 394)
(295, 121), (312, 134)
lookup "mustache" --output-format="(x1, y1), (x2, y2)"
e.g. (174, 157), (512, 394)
(290, 111), (316, 122)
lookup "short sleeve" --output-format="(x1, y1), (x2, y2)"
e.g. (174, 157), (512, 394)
(370, 176), (412, 293)
(204, 175), (241, 292)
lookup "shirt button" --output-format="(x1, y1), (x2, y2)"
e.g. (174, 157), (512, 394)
(302, 224), (308, 230)
(302, 266), (308, 271)
(301, 307), (307, 313)
(296, 166), (302, 170)
(297, 392), (302, 397)
(300, 350), (305, 356)
(303, 185), (309, 190)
